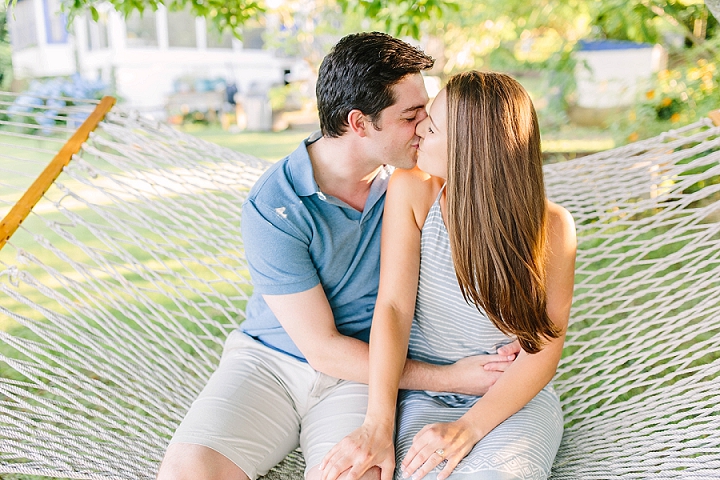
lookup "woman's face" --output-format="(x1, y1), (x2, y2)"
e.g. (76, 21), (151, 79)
(415, 88), (448, 179)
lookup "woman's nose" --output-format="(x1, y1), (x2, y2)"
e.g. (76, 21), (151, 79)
(416, 117), (427, 137)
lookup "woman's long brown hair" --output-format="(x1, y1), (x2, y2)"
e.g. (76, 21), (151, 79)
(445, 71), (561, 354)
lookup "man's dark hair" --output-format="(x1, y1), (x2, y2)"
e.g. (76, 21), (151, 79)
(316, 32), (434, 138)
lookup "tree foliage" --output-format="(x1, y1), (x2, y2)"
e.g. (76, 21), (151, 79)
(69, 0), (265, 35)
(4, 0), (458, 39)
(0, 5), (11, 88)
(5, 0), (716, 45)
(334, 0), (457, 39)
(592, 0), (717, 47)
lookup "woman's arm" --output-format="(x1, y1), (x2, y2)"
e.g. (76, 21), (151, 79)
(319, 169), (439, 480)
(401, 201), (577, 480)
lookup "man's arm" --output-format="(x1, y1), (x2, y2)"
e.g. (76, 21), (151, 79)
(263, 287), (370, 381)
(263, 289), (518, 392)
(244, 183), (517, 392)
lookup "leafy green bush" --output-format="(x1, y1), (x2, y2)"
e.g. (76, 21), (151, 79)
(0, 7), (11, 91)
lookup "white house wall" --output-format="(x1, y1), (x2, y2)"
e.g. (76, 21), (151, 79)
(9, 2), (300, 114)
(109, 48), (287, 112)
(574, 45), (666, 109)
(12, 44), (77, 78)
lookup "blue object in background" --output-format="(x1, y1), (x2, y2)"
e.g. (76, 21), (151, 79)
(577, 40), (653, 51)
(8, 75), (109, 135)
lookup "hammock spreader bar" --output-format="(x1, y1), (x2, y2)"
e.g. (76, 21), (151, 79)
(0, 95), (116, 250)
(710, 109), (720, 126)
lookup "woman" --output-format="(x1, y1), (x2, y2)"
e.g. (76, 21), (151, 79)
(320, 71), (576, 480)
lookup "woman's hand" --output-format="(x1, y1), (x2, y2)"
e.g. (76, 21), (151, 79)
(400, 418), (481, 480)
(320, 423), (396, 480)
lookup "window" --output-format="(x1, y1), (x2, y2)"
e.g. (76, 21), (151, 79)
(86, 13), (109, 50)
(207, 26), (233, 49)
(8, 0), (37, 49)
(126, 10), (157, 47)
(243, 26), (265, 50)
(43, 0), (68, 44)
(167, 9), (196, 48)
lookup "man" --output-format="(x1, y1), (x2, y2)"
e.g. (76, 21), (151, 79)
(157, 32), (518, 480)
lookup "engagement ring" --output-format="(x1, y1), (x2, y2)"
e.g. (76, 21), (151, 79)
(435, 448), (445, 459)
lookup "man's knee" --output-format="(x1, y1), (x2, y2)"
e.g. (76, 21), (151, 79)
(157, 443), (250, 480)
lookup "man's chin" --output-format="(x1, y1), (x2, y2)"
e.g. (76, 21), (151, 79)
(394, 159), (418, 170)
(396, 153), (419, 170)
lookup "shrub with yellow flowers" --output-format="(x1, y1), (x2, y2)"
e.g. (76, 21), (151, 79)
(615, 57), (719, 144)
(652, 60), (716, 122)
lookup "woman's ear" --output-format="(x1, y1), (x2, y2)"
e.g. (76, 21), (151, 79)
(347, 109), (369, 137)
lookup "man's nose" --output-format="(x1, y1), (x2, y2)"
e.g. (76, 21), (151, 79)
(415, 118), (426, 136)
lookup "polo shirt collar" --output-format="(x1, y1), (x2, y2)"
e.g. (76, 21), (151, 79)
(364, 165), (392, 216)
(287, 132), (322, 197)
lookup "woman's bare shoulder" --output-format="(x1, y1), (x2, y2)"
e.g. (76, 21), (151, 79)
(388, 167), (444, 228)
(389, 166), (431, 187)
(546, 200), (577, 255)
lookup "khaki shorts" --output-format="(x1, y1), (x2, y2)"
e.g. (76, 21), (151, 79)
(170, 330), (369, 479)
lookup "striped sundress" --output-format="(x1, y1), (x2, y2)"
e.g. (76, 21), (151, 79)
(395, 188), (563, 480)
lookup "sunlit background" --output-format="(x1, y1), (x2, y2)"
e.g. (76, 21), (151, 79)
(1, 0), (717, 162)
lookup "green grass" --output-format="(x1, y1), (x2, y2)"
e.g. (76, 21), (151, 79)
(0, 135), (67, 214)
(176, 122), (616, 165)
(2, 213), (249, 319)
(0, 125), (309, 215)
(174, 124), (312, 162)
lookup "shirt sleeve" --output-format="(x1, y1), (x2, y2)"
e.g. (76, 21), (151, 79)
(241, 197), (320, 295)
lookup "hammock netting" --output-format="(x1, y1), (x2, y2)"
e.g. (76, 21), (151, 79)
(0, 92), (718, 479)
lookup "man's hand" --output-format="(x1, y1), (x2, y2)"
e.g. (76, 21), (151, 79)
(445, 340), (521, 396)
(320, 423), (395, 480)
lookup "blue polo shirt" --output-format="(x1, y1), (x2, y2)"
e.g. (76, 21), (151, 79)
(240, 133), (391, 362)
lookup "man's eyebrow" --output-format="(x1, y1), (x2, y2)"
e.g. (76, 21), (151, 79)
(401, 105), (426, 114)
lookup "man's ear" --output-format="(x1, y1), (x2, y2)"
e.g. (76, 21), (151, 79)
(347, 109), (369, 137)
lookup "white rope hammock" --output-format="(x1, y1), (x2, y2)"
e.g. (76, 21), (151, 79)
(0, 92), (718, 479)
